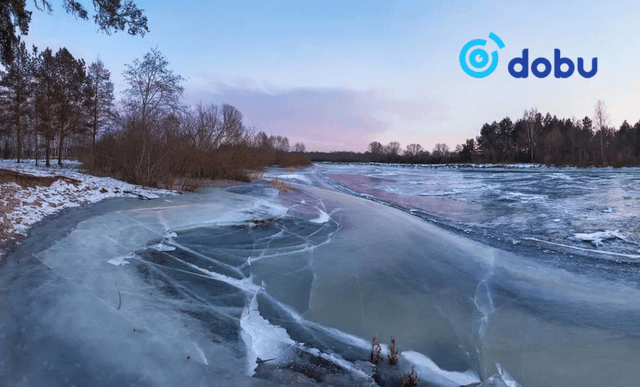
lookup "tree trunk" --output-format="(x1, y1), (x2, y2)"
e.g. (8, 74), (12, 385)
(58, 123), (65, 166)
(46, 140), (51, 167)
(34, 131), (38, 166)
(16, 124), (22, 163)
(530, 141), (534, 162)
(600, 131), (605, 165)
(92, 103), (98, 150)
(34, 118), (38, 167)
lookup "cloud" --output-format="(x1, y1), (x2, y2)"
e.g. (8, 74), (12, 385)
(184, 85), (447, 151)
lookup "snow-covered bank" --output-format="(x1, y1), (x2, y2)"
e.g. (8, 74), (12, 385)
(0, 159), (176, 252)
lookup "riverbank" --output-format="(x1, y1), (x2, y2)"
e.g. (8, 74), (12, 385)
(0, 159), (176, 256)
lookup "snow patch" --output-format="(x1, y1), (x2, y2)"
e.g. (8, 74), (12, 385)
(309, 208), (331, 224)
(270, 173), (311, 184)
(0, 159), (175, 246)
(570, 230), (627, 247)
(149, 243), (176, 252)
(240, 292), (295, 375)
(107, 253), (135, 266)
(401, 351), (480, 386)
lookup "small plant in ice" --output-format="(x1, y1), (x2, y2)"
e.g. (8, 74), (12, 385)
(370, 335), (383, 364)
(270, 177), (291, 193)
(401, 366), (419, 387)
(388, 337), (399, 365)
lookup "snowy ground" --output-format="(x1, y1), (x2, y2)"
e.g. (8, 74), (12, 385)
(0, 159), (175, 252)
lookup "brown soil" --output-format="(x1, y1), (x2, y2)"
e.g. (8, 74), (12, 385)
(0, 169), (81, 255)
(0, 168), (80, 188)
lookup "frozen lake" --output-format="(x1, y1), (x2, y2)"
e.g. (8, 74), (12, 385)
(2, 163), (640, 386)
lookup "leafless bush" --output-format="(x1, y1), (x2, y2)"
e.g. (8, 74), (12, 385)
(370, 335), (383, 365)
(388, 337), (399, 365)
(401, 366), (419, 387)
(82, 105), (311, 188)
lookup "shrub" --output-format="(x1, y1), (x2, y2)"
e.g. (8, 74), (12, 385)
(82, 114), (311, 188)
(401, 366), (419, 387)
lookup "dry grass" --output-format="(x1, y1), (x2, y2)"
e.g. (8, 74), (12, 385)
(388, 337), (399, 365)
(370, 335), (383, 365)
(270, 178), (291, 193)
(401, 366), (419, 387)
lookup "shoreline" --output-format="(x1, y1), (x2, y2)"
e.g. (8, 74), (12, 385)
(0, 159), (177, 257)
(313, 160), (640, 169)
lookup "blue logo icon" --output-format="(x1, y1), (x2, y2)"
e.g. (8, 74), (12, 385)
(460, 33), (598, 79)
(459, 32), (505, 78)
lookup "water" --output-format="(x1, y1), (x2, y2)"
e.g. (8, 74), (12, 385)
(2, 164), (640, 386)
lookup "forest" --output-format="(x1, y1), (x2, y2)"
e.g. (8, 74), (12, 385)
(0, 42), (310, 188)
(310, 103), (640, 167)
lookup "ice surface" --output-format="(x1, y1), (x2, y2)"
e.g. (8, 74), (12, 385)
(2, 165), (640, 386)
(106, 252), (136, 266)
(240, 291), (295, 375)
(477, 364), (523, 387)
(314, 163), (640, 261)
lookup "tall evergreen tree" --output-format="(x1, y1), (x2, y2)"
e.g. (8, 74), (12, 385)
(51, 47), (87, 165)
(33, 47), (57, 167)
(0, 39), (33, 163)
(85, 59), (114, 148)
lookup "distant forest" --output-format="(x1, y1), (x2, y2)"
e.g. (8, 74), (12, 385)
(310, 103), (640, 167)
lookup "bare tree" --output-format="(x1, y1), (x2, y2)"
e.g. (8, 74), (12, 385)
(182, 103), (217, 148)
(384, 141), (401, 156)
(433, 143), (450, 156)
(218, 104), (245, 146)
(404, 143), (423, 157)
(122, 47), (184, 125)
(271, 135), (290, 151)
(523, 107), (542, 162)
(255, 131), (273, 149)
(593, 100), (611, 165)
(368, 141), (383, 155)
(293, 142), (306, 153)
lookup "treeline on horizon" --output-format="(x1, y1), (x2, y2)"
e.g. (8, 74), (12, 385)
(0, 42), (310, 188)
(309, 103), (640, 167)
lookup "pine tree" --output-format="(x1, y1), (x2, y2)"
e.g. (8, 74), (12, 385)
(0, 0), (148, 65)
(34, 48), (58, 167)
(85, 59), (114, 149)
(0, 39), (33, 163)
(51, 48), (87, 166)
